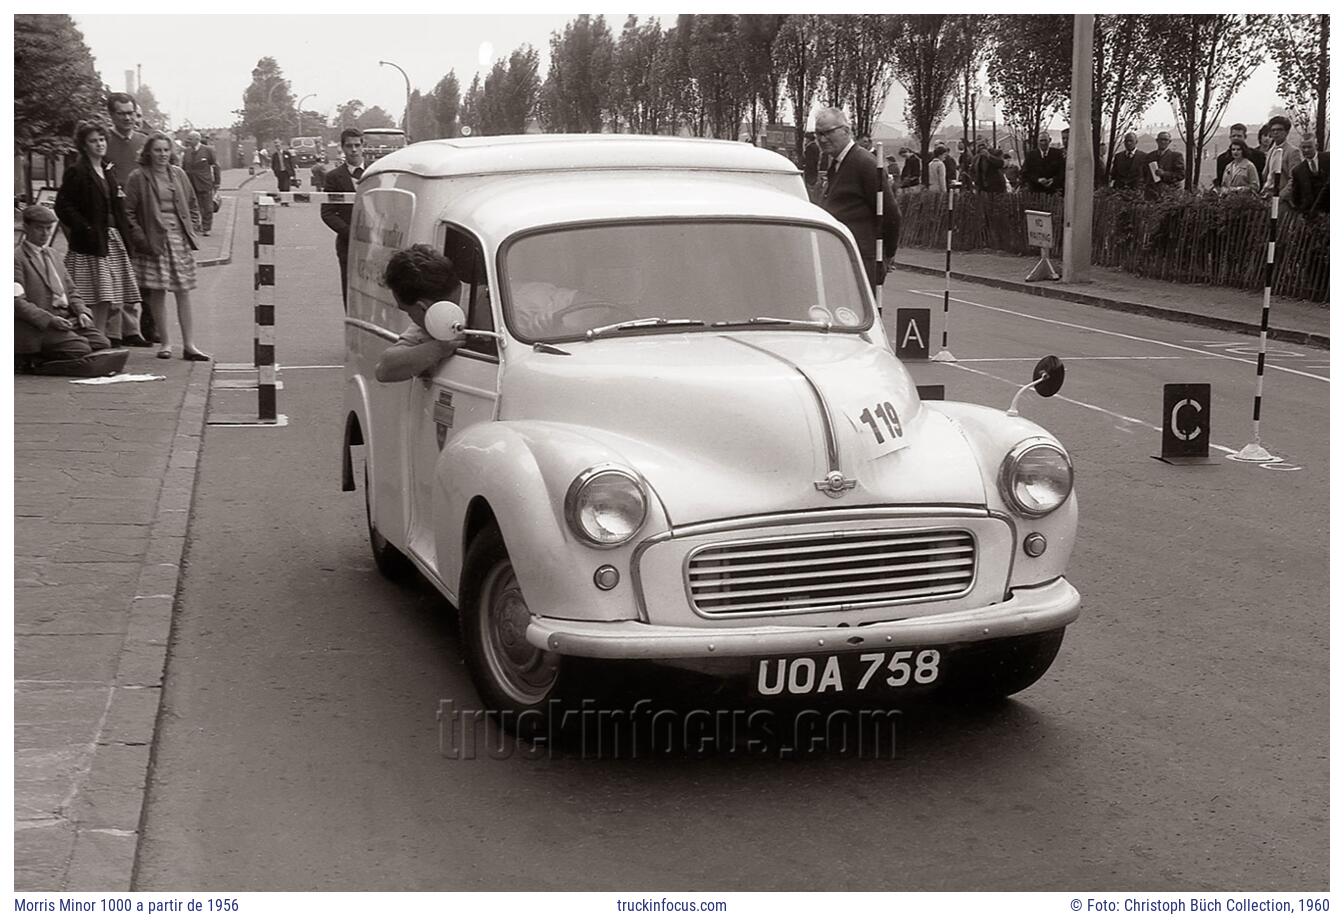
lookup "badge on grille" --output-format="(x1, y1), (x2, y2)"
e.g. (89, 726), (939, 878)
(814, 469), (856, 498)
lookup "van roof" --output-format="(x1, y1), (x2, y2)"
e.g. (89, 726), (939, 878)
(364, 134), (799, 180)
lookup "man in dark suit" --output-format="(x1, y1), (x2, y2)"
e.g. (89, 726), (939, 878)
(1289, 135), (1328, 214)
(14, 205), (123, 374)
(271, 138), (297, 194)
(321, 128), (366, 310)
(815, 107), (899, 289)
(1109, 132), (1146, 190)
(1146, 130), (1185, 197)
(1021, 132), (1065, 194)
(1213, 123), (1266, 189)
(181, 131), (221, 235)
(898, 147), (923, 189)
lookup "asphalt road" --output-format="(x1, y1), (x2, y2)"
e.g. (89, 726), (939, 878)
(133, 198), (1328, 890)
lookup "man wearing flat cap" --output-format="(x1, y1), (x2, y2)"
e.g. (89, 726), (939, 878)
(15, 205), (116, 371)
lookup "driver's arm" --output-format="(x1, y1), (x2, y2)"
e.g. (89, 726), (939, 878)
(375, 330), (463, 382)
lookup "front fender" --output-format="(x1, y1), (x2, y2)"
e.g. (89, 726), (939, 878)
(930, 401), (1078, 587)
(434, 421), (671, 622)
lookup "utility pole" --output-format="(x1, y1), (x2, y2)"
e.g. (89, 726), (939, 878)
(1062, 14), (1094, 283)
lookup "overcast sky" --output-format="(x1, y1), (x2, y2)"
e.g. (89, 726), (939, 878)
(72, 13), (1289, 136)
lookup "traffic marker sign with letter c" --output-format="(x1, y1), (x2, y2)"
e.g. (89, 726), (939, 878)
(1159, 383), (1212, 462)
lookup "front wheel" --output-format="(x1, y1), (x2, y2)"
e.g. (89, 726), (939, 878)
(460, 523), (567, 719)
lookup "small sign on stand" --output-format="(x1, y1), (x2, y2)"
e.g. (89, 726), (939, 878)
(894, 308), (930, 360)
(1024, 210), (1060, 282)
(1155, 383), (1216, 465)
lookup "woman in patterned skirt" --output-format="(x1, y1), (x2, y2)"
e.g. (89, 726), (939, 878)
(54, 121), (142, 345)
(124, 132), (209, 360)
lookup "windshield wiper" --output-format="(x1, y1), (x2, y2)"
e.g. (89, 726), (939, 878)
(584, 317), (705, 340)
(712, 316), (833, 330)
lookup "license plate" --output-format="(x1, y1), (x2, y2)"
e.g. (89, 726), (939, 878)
(751, 648), (942, 697)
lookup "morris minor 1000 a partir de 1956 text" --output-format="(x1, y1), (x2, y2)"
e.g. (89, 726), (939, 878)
(341, 135), (1079, 725)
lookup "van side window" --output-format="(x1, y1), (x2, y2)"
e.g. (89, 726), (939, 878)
(443, 227), (495, 358)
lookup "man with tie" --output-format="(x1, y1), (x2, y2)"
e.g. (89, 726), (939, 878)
(181, 131), (221, 235)
(14, 205), (122, 373)
(322, 128), (367, 310)
(1289, 135), (1329, 214)
(1108, 132), (1146, 190)
(814, 107), (899, 290)
(1262, 115), (1303, 200)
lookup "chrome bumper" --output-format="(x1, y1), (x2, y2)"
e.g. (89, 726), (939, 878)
(527, 578), (1080, 660)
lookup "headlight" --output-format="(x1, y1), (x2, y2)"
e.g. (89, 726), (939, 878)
(999, 441), (1073, 517)
(564, 465), (648, 547)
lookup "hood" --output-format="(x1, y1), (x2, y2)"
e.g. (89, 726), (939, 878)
(500, 331), (986, 525)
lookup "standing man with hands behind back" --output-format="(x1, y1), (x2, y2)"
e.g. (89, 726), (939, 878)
(322, 128), (365, 310)
(180, 131), (220, 236)
(814, 107), (899, 290)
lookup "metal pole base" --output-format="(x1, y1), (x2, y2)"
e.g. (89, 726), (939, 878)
(1229, 442), (1281, 463)
(1025, 256), (1061, 282)
(931, 350), (958, 363)
(207, 414), (290, 428)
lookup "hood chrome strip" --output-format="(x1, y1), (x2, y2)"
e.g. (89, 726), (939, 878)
(721, 334), (842, 474)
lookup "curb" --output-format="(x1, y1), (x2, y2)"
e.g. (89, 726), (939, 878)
(196, 195), (239, 268)
(891, 260), (1330, 350)
(61, 361), (212, 890)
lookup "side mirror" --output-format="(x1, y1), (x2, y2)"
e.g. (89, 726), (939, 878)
(424, 301), (466, 341)
(424, 300), (504, 344)
(1006, 355), (1065, 417)
(1032, 355), (1065, 397)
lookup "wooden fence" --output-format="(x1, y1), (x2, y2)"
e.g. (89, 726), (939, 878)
(895, 189), (1329, 303)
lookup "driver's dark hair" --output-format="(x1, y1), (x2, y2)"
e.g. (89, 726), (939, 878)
(383, 244), (460, 306)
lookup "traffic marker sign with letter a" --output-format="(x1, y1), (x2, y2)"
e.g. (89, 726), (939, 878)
(1158, 384), (1214, 464)
(895, 308), (930, 360)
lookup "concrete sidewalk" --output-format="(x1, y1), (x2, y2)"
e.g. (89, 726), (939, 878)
(891, 247), (1329, 349)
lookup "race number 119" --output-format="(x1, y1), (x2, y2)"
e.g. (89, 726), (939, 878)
(859, 401), (903, 444)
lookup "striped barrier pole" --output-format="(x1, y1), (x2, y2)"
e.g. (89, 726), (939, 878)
(209, 190), (356, 426)
(1230, 161), (1284, 463)
(874, 141), (884, 314)
(931, 185), (957, 362)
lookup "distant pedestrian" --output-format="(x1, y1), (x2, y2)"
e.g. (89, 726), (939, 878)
(928, 144), (949, 193)
(102, 92), (153, 344)
(973, 140), (1008, 193)
(1288, 135), (1328, 214)
(1146, 130), (1184, 196)
(54, 121), (143, 347)
(124, 132), (208, 362)
(180, 131), (220, 236)
(1214, 123), (1266, 189)
(814, 107), (900, 289)
(1218, 140), (1260, 194)
(271, 138), (296, 195)
(14, 204), (114, 370)
(1109, 132), (1146, 190)
(1002, 150), (1020, 190)
(1262, 115), (1302, 199)
(898, 147), (922, 191)
(322, 128), (366, 310)
(1022, 132), (1063, 195)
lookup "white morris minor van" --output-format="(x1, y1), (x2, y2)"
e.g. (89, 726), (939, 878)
(342, 135), (1079, 721)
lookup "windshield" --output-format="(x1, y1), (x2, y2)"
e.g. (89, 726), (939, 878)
(501, 220), (869, 342)
(365, 131), (406, 148)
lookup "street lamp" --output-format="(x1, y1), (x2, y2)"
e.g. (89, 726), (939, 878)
(297, 93), (316, 136)
(379, 59), (412, 143)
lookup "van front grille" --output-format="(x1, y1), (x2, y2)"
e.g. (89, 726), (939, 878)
(686, 529), (975, 617)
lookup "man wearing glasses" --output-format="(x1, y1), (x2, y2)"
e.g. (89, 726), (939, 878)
(814, 107), (899, 289)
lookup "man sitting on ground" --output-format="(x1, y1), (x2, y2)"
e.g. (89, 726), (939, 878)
(375, 244), (467, 382)
(14, 205), (125, 375)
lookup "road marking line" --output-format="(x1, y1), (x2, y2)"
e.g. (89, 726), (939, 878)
(906, 290), (1329, 382)
(953, 356), (1223, 362)
(279, 364), (343, 370)
(948, 363), (1241, 455)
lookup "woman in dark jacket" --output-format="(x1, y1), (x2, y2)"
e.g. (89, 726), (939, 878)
(54, 121), (143, 345)
(124, 132), (208, 360)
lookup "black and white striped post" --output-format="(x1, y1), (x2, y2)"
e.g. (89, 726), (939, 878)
(874, 141), (885, 315)
(209, 192), (286, 426)
(1230, 157), (1284, 463)
(931, 185), (957, 363)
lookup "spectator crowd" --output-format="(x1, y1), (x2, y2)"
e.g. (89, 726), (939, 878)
(16, 91), (217, 374)
(798, 114), (1328, 216)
